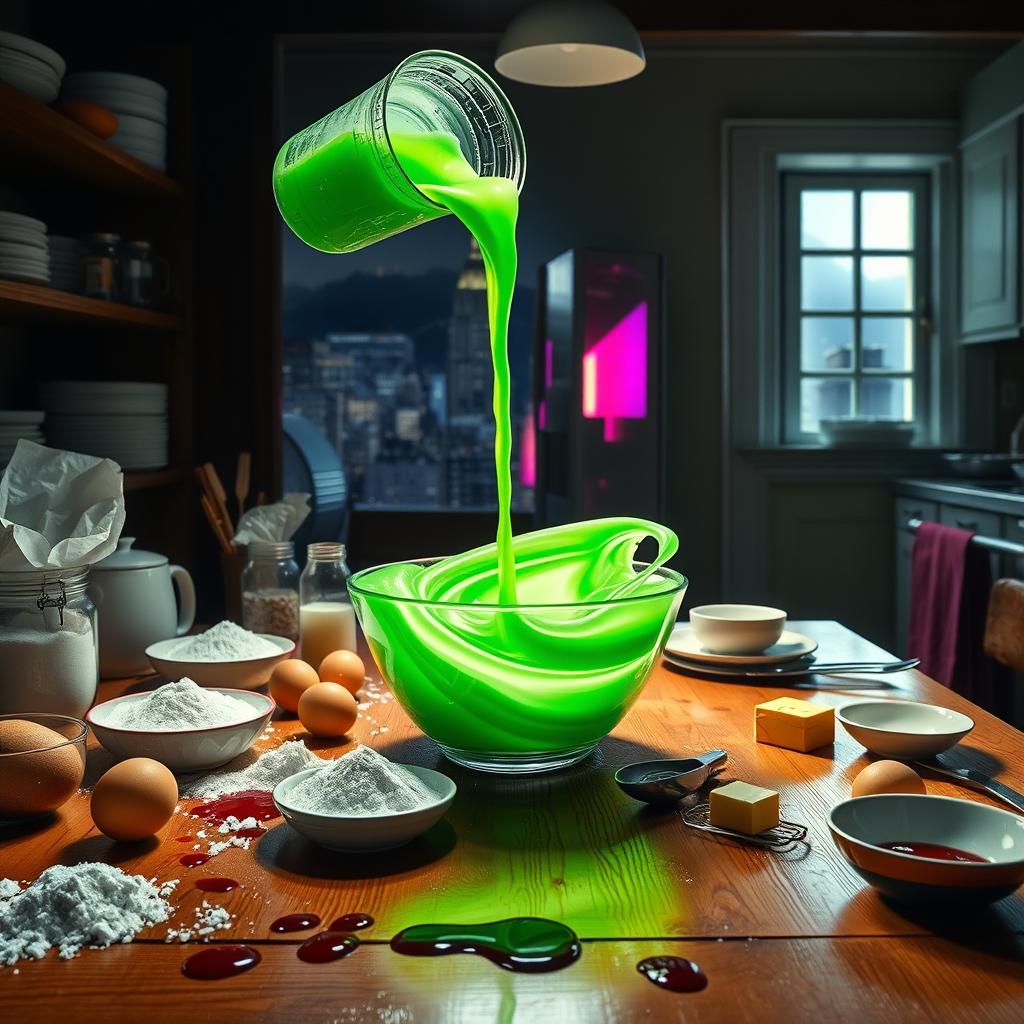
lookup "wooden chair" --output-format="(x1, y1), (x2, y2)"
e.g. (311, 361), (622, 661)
(983, 578), (1024, 671)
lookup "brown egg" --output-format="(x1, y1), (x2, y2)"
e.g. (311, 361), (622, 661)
(270, 658), (321, 713)
(0, 719), (84, 816)
(91, 757), (178, 842)
(852, 760), (926, 798)
(298, 682), (358, 738)
(318, 649), (366, 696)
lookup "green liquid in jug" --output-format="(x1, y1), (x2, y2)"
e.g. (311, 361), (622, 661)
(277, 117), (684, 764)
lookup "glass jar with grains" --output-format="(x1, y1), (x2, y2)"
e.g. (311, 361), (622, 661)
(241, 541), (300, 642)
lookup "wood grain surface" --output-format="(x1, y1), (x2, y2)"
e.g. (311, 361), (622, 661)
(2, 621), (1023, 1021)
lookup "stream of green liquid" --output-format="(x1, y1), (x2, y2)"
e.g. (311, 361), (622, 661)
(276, 121), (684, 761)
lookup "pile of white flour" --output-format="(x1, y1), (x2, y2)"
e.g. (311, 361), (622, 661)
(0, 863), (176, 965)
(179, 739), (323, 798)
(285, 744), (437, 815)
(170, 620), (279, 662)
(106, 679), (254, 730)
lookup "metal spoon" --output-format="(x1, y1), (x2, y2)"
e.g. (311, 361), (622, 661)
(614, 749), (728, 805)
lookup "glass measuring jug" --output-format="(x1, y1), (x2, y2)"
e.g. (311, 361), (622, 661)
(273, 50), (526, 253)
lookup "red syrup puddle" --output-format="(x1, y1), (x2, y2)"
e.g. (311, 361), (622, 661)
(175, 835), (194, 843)
(390, 918), (581, 973)
(179, 853), (211, 868)
(329, 913), (374, 931)
(192, 790), (280, 824)
(297, 932), (360, 963)
(182, 945), (261, 980)
(878, 841), (988, 863)
(233, 826), (266, 839)
(636, 956), (708, 993)
(196, 877), (240, 893)
(270, 913), (321, 933)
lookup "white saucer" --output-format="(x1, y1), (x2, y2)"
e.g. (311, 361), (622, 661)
(665, 624), (818, 665)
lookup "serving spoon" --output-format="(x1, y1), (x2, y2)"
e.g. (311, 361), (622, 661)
(614, 749), (728, 805)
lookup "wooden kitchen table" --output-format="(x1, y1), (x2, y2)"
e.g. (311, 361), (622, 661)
(2, 621), (1023, 1023)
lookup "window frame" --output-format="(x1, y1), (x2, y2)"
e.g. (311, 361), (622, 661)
(781, 172), (932, 444)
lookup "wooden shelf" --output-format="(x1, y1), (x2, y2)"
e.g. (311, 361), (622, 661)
(0, 279), (180, 330)
(0, 81), (182, 200)
(123, 467), (190, 492)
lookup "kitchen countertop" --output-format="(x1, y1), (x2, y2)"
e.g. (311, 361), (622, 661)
(2, 621), (1023, 1022)
(895, 478), (1024, 516)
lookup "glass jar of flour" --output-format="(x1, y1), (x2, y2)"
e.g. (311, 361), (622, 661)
(241, 541), (300, 643)
(299, 542), (356, 670)
(0, 567), (98, 718)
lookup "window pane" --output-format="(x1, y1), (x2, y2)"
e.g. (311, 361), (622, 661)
(801, 377), (853, 432)
(801, 317), (854, 371)
(801, 191), (854, 249)
(861, 256), (913, 311)
(860, 377), (913, 420)
(861, 191), (913, 250)
(862, 317), (913, 372)
(801, 256), (854, 311)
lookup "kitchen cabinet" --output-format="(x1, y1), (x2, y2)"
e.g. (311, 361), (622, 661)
(959, 119), (1019, 340)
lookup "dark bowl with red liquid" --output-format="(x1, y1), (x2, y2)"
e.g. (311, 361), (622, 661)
(829, 794), (1024, 904)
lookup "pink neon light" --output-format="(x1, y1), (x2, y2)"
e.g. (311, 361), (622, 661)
(581, 301), (648, 442)
(520, 405), (536, 487)
(538, 400), (547, 430)
(544, 339), (554, 389)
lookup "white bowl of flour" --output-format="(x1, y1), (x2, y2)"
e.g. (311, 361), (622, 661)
(145, 620), (295, 690)
(88, 679), (275, 771)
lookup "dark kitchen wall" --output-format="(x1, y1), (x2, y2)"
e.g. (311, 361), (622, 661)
(283, 36), (1003, 603)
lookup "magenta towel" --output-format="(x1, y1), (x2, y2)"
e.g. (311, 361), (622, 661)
(907, 520), (998, 711)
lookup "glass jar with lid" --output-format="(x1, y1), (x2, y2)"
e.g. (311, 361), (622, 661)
(0, 567), (98, 718)
(299, 542), (355, 669)
(122, 240), (170, 309)
(83, 232), (121, 301)
(241, 541), (300, 642)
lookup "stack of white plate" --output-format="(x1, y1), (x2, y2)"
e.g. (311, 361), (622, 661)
(61, 72), (167, 171)
(42, 381), (168, 470)
(0, 30), (65, 103)
(0, 411), (45, 469)
(0, 211), (49, 285)
(48, 235), (84, 293)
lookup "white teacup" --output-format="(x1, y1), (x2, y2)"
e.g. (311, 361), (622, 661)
(689, 604), (787, 655)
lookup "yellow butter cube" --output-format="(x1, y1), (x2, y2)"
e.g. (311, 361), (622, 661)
(755, 697), (834, 752)
(709, 780), (780, 835)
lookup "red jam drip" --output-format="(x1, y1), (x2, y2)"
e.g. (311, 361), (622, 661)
(271, 913), (321, 933)
(233, 826), (265, 839)
(192, 790), (280, 824)
(196, 877), (240, 893)
(636, 956), (708, 992)
(879, 841), (988, 863)
(179, 853), (211, 868)
(182, 945), (261, 981)
(175, 835), (194, 843)
(297, 931), (360, 963)
(329, 913), (374, 931)
(390, 918), (581, 973)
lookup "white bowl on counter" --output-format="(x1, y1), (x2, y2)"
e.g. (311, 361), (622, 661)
(689, 604), (787, 655)
(145, 634), (295, 690)
(273, 764), (456, 852)
(837, 700), (974, 758)
(87, 688), (274, 771)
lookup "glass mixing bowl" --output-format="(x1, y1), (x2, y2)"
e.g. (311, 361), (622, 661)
(349, 559), (687, 773)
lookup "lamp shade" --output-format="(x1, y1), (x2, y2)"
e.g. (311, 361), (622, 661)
(495, 0), (646, 87)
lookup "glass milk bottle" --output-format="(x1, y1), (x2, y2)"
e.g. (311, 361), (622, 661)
(299, 543), (356, 670)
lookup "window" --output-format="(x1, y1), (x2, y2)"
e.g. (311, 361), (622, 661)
(782, 174), (930, 442)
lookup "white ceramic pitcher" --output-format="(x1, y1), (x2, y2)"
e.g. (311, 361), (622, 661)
(89, 537), (195, 677)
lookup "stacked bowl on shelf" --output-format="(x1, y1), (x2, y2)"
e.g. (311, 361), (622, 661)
(0, 30), (65, 103)
(0, 212), (49, 285)
(60, 72), (167, 172)
(0, 411), (45, 470)
(42, 381), (168, 470)
(47, 235), (84, 294)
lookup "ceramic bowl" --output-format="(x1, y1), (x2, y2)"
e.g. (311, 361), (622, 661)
(837, 700), (974, 758)
(273, 764), (456, 852)
(688, 604), (787, 654)
(829, 794), (1024, 904)
(87, 689), (274, 771)
(145, 634), (295, 690)
(0, 713), (87, 818)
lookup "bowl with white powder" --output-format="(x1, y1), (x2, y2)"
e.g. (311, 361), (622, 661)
(145, 619), (294, 690)
(87, 678), (275, 771)
(273, 744), (456, 851)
